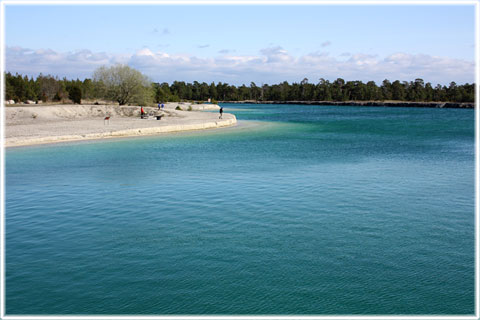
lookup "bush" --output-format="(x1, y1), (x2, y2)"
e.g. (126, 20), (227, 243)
(211, 98), (218, 104)
(69, 86), (82, 104)
(188, 105), (192, 111)
(175, 106), (182, 110)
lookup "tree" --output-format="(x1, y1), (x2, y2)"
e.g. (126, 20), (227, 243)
(209, 82), (218, 100)
(4, 71), (476, 104)
(93, 64), (152, 105)
(69, 85), (82, 104)
(82, 79), (94, 100)
(391, 80), (405, 101)
(381, 79), (392, 100)
(38, 74), (60, 101)
(5, 73), (15, 100)
(152, 83), (165, 103)
(250, 82), (260, 100)
(365, 81), (378, 100)
(413, 78), (426, 101)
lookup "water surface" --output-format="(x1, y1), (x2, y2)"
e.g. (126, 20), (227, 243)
(6, 104), (475, 315)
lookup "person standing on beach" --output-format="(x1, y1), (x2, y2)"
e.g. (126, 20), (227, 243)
(141, 106), (145, 118)
(158, 103), (161, 110)
(219, 106), (223, 119)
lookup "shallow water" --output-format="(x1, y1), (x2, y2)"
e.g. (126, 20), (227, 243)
(5, 104), (475, 315)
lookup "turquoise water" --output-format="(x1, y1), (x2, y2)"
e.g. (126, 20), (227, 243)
(6, 104), (475, 315)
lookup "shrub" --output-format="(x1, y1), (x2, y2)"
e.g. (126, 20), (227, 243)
(69, 86), (82, 104)
(175, 106), (182, 110)
(188, 105), (192, 111)
(211, 98), (218, 104)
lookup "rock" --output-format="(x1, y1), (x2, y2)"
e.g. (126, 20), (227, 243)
(25, 100), (36, 104)
(6, 100), (15, 104)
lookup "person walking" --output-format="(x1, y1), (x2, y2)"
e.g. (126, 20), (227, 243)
(141, 106), (145, 118)
(219, 106), (223, 119)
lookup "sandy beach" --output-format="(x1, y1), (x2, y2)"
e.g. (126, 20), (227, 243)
(5, 103), (236, 147)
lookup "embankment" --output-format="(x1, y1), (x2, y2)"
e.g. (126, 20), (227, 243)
(5, 104), (235, 147)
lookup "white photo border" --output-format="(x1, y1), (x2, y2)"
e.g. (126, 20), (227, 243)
(0, 0), (478, 319)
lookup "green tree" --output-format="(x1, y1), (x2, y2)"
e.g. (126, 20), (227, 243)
(413, 78), (426, 101)
(209, 82), (218, 100)
(250, 82), (260, 100)
(93, 64), (152, 105)
(69, 85), (82, 104)
(5, 72), (15, 100)
(381, 79), (392, 100)
(152, 83), (165, 103)
(82, 79), (94, 100)
(391, 80), (405, 100)
(447, 82), (459, 102)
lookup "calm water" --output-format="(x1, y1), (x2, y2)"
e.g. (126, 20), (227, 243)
(6, 104), (475, 315)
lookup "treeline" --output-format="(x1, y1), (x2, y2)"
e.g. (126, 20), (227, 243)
(5, 72), (475, 104)
(5, 72), (102, 103)
(158, 78), (474, 103)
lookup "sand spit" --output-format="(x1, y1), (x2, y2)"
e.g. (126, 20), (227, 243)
(5, 104), (236, 147)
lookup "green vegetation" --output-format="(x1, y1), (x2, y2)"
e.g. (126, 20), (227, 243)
(93, 64), (152, 105)
(5, 73), (103, 103)
(68, 85), (82, 104)
(148, 78), (475, 103)
(5, 71), (475, 104)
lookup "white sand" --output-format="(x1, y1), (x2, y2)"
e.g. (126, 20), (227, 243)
(5, 104), (235, 147)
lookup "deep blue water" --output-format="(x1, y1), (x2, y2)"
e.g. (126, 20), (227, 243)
(5, 104), (475, 315)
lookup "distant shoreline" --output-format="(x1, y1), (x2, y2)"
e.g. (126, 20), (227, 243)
(221, 100), (474, 109)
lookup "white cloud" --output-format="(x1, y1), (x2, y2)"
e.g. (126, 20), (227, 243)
(136, 48), (155, 57)
(6, 46), (117, 79)
(5, 46), (475, 85)
(321, 41), (332, 47)
(259, 46), (292, 64)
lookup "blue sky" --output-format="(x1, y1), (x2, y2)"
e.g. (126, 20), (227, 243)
(4, 3), (476, 85)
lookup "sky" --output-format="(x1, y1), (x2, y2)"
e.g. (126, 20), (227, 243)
(4, 2), (477, 85)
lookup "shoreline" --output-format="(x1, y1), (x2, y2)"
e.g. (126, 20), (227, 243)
(5, 104), (236, 148)
(221, 100), (474, 108)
